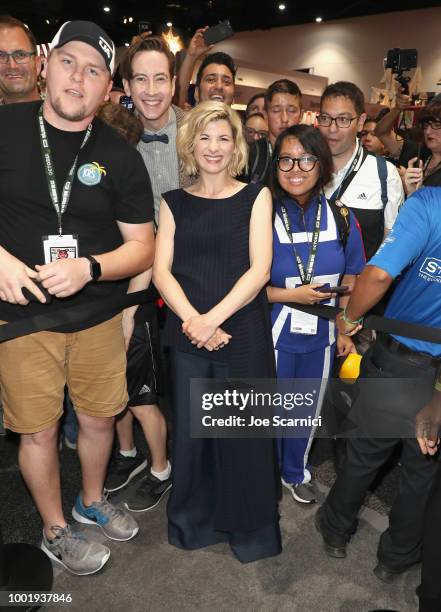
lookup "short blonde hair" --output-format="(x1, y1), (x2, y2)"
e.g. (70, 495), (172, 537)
(177, 101), (248, 177)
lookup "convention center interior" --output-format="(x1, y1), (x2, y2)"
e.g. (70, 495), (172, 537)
(2, 1), (441, 611)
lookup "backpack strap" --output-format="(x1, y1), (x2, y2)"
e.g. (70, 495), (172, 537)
(250, 139), (271, 184)
(327, 197), (351, 250)
(376, 154), (388, 208)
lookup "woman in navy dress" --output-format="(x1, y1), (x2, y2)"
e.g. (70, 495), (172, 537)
(153, 101), (281, 563)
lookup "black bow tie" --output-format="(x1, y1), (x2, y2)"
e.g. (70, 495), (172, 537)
(140, 132), (169, 144)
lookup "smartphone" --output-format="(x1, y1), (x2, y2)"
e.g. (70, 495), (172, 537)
(138, 21), (151, 34)
(315, 285), (349, 295)
(203, 20), (234, 45)
(119, 95), (134, 112)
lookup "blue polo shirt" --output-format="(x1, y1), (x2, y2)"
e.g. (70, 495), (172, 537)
(271, 193), (365, 354)
(370, 187), (441, 357)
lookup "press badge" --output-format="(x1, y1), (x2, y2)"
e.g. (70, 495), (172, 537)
(42, 234), (79, 264)
(290, 308), (318, 335)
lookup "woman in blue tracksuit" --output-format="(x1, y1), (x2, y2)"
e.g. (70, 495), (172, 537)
(267, 125), (365, 504)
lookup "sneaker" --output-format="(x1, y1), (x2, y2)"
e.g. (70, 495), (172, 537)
(124, 472), (172, 512)
(64, 435), (77, 450)
(104, 452), (147, 493)
(41, 525), (110, 576)
(282, 479), (317, 504)
(72, 495), (139, 541)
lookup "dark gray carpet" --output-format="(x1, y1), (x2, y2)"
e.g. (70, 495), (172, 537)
(0, 432), (419, 612)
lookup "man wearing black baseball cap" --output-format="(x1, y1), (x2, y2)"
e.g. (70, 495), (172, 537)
(0, 21), (155, 575)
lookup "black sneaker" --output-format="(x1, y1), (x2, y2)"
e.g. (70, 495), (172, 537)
(124, 472), (172, 512)
(104, 453), (147, 493)
(282, 479), (317, 504)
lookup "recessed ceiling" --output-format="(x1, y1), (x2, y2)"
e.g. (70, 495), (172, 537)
(2, 0), (440, 47)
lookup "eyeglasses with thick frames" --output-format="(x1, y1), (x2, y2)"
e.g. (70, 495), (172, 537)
(317, 114), (358, 128)
(245, 127), (269, 139)
(419, 117), (441, 130)
(0, 50), (37, 64)
(277, 155), (318, 172)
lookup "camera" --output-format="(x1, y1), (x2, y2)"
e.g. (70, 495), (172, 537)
(385, 48), (418, 94)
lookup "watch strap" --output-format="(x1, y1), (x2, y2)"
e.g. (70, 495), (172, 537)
(85, 255), (101, 281)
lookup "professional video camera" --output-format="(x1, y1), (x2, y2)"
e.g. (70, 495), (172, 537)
(385, 48), (418, 94)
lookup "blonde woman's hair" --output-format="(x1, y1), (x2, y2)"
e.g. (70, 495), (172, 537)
(177, 101), (248, 177)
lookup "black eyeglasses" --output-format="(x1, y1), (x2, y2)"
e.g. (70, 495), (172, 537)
(317, 114), (358, 128)
(0, 50), (37, 64)
(419, 117), (441, 130)
(277, 155), (318, 172)
(245, 127), (269, 139)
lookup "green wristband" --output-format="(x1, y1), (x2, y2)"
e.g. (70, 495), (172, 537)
(341, 307), (363, 327)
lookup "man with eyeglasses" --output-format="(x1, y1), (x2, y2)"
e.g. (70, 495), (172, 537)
(317, 81), (403, 261)
(0, 16), (41, 105)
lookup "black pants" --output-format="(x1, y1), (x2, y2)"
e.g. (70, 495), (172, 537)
(167, 349), (281, 564)
(420, 462), (441, 612)
(320, 336), (439, 569)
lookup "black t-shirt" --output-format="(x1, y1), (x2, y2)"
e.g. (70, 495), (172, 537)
(0, 101), (154, 332)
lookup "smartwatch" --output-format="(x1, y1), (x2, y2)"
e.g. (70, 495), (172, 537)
(85, 255), (102, 281)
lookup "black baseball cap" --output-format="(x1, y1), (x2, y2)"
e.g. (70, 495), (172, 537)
(50, 21), (115, 73)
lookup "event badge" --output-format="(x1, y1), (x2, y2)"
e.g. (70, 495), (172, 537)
(290, 309), (318, 335)
(42, 234), (79, 264)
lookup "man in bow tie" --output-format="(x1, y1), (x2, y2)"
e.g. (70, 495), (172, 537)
(104, 36), (192, 513)
(121, 36), (189, 225)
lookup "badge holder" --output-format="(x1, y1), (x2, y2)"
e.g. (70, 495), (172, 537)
(42, 234), (78, 264)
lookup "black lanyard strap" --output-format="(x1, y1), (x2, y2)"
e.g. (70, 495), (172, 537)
(330, 142), (368, 206)
(38, 104), (92, 235)
(279, 196), (322, 285)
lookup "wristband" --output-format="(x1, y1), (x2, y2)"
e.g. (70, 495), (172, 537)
(341, 307), (363, 327)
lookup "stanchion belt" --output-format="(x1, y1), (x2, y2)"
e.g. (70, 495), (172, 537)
(0, 288), (156, 343)
(285, 303), (441, 345)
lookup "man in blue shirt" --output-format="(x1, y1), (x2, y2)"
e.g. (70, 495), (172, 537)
(315, 187), (441, 586)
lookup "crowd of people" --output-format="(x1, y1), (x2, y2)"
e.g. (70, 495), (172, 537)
(1, 14), (441, 611)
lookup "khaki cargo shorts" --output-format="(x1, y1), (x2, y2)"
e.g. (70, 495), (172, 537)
(0, 314), (128, 433)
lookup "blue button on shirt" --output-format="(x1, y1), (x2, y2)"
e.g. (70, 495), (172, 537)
(370, 187), (441, 357)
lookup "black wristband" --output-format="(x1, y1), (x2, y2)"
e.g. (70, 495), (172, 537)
(85, 255), (102, 281)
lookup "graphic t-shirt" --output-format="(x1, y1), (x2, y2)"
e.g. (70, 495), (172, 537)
(369, 187), (441, 357)
(0, 101), (154, 332)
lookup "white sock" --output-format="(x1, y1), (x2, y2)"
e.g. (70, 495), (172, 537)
(151, 460), (171, 481)
(120, 447), (137, 458)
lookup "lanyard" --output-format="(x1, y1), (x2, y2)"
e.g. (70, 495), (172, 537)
(38, 104), (92, 235)
(329, 142), (367, 205)
(279, 195), (322, 285)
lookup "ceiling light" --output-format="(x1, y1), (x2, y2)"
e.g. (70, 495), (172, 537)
(125, 43), (130, 47)
(103, 6), (111, 13)
(278, 4), (286, 11)
(166, 21), (173, 27)
(128, 16), (133, 23)
(45, 19), (50, 24)
(123, 17), (127, 24)
(315, 16), (323, 22)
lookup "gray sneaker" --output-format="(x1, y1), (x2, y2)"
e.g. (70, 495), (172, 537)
(72, 494), (139, 541)
(282, 479), (317, 504)
(41, 525), (110, 575)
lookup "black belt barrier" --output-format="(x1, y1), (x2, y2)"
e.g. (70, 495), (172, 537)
(285, 303), (441, 345)
(0, 287), (156, 343)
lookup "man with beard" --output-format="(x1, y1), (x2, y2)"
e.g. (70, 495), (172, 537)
(0, 15), (41, 104)
(0, 21), (154, 575)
